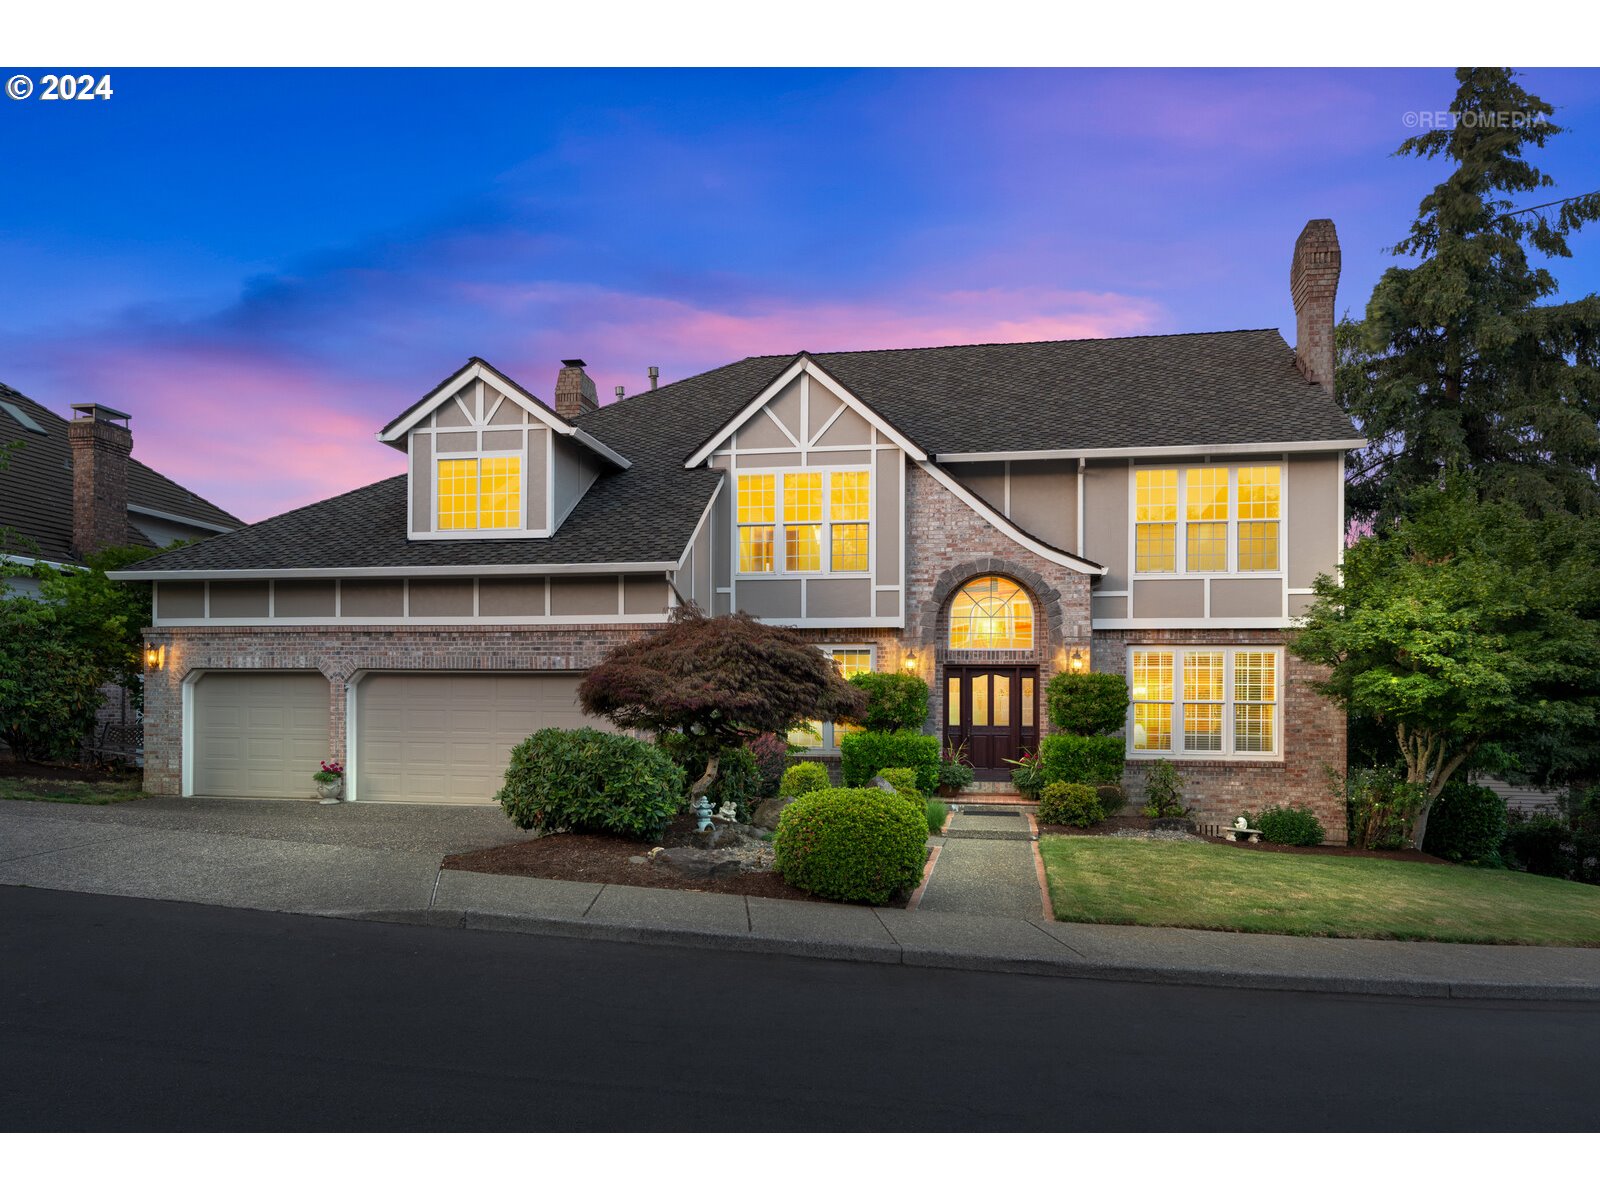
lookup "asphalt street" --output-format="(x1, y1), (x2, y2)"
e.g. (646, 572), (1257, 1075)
(4, 885), (1597, 1132)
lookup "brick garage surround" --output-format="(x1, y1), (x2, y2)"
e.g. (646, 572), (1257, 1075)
(140, 623), (659, 796)
(1092, 630), (1348, 844)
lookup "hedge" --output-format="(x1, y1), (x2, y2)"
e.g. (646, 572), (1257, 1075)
(840, 729), (941, 794)
(1045, 671), (1129, 736)
(848, 671), (930, 732)
(1037, 733), (1125, 787)
(1252, 804), (1325, 846)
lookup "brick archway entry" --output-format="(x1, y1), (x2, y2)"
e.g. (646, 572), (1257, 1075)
(923, 561), (1065, 780)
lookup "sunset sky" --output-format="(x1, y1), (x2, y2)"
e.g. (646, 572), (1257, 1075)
(3, 67), (1597, 521)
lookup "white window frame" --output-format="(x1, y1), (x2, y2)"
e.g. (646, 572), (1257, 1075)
(432, 449), (530, 534)
(791, 644), (875, 754)
(1126, 644), (1284, 762)
(733, 465), (873, 578)
(1130, 463), (1285, 578)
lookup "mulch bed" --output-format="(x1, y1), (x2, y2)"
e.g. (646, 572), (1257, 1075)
(1036, 815), (1189, 837)
(443, 813), (834, 903)
(0, 752), (137, 783)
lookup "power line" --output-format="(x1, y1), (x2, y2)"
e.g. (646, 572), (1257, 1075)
(1505, 189), (1600, 218)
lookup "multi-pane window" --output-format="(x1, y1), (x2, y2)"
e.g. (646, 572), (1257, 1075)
(436, 456), (521, 531)
(1133, 464), (1281, 574)
(1129, 647), (1281, 758)
(791, 647), (874, 751)
(736, 469), (871, 574)
(947, 576), (1034, 649)
(1134, 469), (1178, 572)
(1237, 467), (1281, 571)
(1185, 468), (1229, 572)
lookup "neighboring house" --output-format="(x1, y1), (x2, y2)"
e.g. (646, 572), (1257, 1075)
(0, 385), (244, 727)
(114, 220), (1361, 840)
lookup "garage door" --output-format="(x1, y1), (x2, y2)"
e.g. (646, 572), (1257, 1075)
(354, 672), (613, 804)
(192, 672), (328, 799)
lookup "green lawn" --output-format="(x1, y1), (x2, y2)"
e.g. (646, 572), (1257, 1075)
(1040, 836), (1600, 947)
(0, 777), (143, 805)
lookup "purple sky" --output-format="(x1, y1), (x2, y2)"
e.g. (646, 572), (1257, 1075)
(3, 67), (1597, 522)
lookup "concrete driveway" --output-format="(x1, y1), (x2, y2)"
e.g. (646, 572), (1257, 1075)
(0, 795), (521, 915)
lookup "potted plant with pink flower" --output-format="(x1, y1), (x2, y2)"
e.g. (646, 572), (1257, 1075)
(313, 759), (344, 804)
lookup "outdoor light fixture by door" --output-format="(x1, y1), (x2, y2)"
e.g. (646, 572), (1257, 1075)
(144, 643), (164, 671)
(1069, 647), (1086, 673)
(904, 648), (919, 672)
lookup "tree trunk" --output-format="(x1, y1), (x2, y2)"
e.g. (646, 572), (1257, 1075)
(688, 750), (721, 804)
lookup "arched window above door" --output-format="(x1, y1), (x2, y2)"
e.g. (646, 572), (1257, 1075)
(947, 576), (1034, 650)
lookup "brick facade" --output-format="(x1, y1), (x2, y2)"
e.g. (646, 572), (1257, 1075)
(67, 411), (132, 558)
(1092, 629), (1347, 843)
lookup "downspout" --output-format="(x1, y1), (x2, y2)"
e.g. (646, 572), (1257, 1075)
(1076, 457), (1086, 557)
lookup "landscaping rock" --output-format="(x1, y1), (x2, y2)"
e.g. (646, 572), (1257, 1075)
(751, 797), (794, 830)
(653, 848), (747, 880)
(868, 775), (898, 793)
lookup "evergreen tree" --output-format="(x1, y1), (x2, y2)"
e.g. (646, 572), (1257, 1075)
(1343, 68), (1600, 524)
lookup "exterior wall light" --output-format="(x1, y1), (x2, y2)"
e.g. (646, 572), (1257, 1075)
(904, 648), (919, 672)
(1069, 647), (1087, 673)
(144, 643), (165, 671)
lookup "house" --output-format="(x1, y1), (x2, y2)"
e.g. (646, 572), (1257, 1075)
(113, 220), (1361, 840)
(1, 385), (244, 733)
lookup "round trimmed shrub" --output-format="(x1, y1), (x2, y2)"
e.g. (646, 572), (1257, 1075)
(1253, 804), (1326, 846)
(878, 767), (921, 797)
(497, 728), (685, 840)
(773, 787), (929, 904)
(1037, 781), (1104, 828)
(1423, 781), (1509, 864)
(1045, 671), (1130, 736)
(1094, 784), (1128, 816)
(849, 671), (930, 732)
(779, 761), (830, 799)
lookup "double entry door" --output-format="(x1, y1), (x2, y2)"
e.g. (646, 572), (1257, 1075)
(943, 666), (1039, 779)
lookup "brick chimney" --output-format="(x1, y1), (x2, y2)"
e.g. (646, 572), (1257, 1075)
(1290, 219), (1341, 395)
(67, 402), (133, 558)
(553, 359), (599, 420)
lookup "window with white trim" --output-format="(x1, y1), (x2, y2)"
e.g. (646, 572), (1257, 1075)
(1128, 646), (1282, 758)
(1133, 465), (1281, 574)
(790, 646), (874, 752)
(736, 469), (871, 575)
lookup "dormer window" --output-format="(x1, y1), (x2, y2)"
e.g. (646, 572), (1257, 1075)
(437, 456), (523, 531)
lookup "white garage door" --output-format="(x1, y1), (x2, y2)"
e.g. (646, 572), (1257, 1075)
(192, 672), (328, 799)
(354, 672), (612, 805)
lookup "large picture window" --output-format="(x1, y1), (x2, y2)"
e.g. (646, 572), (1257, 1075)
(1129, 646), (1281, 758)
(791, 646), (874, 752)
(736, 468), (871, 575)
(1132, 465), (1281, 575)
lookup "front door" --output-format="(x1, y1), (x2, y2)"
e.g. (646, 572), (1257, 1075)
(943, 667), (1039, 780)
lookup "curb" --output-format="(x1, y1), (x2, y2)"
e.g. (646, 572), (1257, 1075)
(335, 905), (1600, 1003)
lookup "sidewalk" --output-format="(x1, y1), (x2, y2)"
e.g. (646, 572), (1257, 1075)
(5, 795), (1600, 1001)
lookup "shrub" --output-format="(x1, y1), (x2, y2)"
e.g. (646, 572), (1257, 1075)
(747, 732), (790, 798)
(707, 744), (762, 819)
(840, 730), (940, 794)
(1141, 760), (1186, 819)
(849, 671), (930, 732)
(878, 767), (921, 796)
(1007, 749), (1043, 800)
(773, 787), (929, 904)
(497, 728), (685, 841)
(1343, 765), (1426, 850)
(779, 761), (831, 799)
(1252, 804), (1326, 846)
(924, 798), (949, 836)
(1095, 784), (1128, 816)
(1046, 671), (1129, 736)
(1038, 781), (1104, 828)
(1423, 781), (1509, 864)
(1037, 733), (1125, 787)
(0, 602), (105, 763)
(1502, 812), (1569, 877)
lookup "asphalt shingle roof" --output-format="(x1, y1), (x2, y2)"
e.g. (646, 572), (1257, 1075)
(0, 382), (242, 565)
(122, 329), (1356, 575)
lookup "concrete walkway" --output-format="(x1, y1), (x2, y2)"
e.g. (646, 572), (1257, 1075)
(5, 794), (1600, 1001)
(917, 808), (1043, 919)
